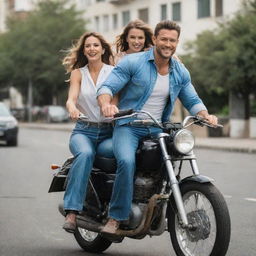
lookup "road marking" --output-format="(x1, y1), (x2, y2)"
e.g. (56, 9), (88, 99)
(244, 198), (256, 202)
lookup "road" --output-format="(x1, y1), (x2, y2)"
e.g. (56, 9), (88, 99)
(0, 128), (256, 256)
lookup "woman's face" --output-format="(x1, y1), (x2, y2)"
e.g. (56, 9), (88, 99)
(83, 36), (104, 63)
(126, 28), (146, 53)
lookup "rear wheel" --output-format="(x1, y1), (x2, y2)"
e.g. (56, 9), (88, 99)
(168, 182), (231, 256)
(74, 227), (112, 253)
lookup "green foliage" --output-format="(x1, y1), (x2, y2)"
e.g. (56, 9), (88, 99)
(182, 0), (256, 116)
(0, 0), (86, 105)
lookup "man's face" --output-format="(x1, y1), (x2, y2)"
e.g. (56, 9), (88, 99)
(153, 29), (179, 60)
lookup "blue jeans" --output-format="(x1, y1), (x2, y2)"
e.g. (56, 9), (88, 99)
(108, 125), (162, 221)
(64, 121), (113, 211)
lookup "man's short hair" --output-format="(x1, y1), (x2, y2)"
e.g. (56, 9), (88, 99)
(154, 20), (181, 38)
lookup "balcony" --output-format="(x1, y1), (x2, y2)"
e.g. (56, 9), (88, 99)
(109, 0), (134, 5)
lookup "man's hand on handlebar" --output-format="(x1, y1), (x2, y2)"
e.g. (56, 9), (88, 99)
(196, 110), (218, 127)
(101, 104), (119, 118)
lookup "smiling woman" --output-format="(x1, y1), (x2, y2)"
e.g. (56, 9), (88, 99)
(114, 19), (153, 63)
(61, 32), (116, 233)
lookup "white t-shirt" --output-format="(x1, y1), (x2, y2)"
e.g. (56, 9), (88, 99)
(141, 73), (169, 120)
(77, 64), (114, 122)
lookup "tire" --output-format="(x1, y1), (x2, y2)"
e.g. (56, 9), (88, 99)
(7, 137), (18, 146)
(74, 227), (112, 253)
(168, 182), (231, 256)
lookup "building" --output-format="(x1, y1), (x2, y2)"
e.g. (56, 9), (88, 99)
(1, 0), (243, 52)
(0, 0), (37, 33)
(77, 0), (243, 53)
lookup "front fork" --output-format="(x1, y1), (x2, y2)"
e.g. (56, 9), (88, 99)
(158, 133), (197, 228)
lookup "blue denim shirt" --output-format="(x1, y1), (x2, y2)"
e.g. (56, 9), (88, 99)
(97, 47), (207, 126)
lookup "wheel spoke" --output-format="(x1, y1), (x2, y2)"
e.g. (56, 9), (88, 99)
(78, 227), (98, 242)
(174, 190), (217, 256)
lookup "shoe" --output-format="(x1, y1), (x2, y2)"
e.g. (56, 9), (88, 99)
(101, 218), (120, 234)
(63, 213), (77, 233)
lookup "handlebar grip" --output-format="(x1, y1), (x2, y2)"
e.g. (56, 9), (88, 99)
(114, 109), (134, 118)
(195, 115), (223, 128)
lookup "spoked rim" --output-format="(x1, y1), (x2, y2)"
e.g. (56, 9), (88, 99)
(77, 227), (99, 242)
(175, 191), (217, 256)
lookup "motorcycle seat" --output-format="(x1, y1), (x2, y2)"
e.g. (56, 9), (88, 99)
(94, 155), (117, 174)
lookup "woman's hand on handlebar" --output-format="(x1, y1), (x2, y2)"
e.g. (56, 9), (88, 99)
(68, 106), (80, 120)
(101, 104), (119, 118)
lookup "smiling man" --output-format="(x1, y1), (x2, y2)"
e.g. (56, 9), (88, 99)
(97, 20), (218, 234)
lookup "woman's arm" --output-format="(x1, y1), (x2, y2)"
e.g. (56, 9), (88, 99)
(66, 69), (82, 120)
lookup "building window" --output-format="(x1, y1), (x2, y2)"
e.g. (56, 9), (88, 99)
(172, 2), (181, 22)
(215, 0), (223, 16)
(95, 16), (100, 32)
(103, 15), (109, 31)
(122, 10), (130, 26)
(138, 8), (149, 23)
(113, 13), (118, 30)
(198, 0), (210, 18)
(161, 4), (167, 20)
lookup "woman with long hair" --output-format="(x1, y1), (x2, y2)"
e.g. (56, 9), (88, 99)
(114, 19), (153, 63)
(62, 32), (115, 233)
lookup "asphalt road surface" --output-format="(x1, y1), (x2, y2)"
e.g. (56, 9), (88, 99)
(0, 128), (255, 256)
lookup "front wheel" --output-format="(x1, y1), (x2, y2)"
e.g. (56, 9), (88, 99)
(168, 182), (231, 256)
(74, 227), (112, 253)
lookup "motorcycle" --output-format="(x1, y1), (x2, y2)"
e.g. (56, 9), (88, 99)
(48, 110), (231, 256)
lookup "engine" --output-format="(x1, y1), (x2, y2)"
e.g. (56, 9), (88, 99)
(133, 171), (162, 203)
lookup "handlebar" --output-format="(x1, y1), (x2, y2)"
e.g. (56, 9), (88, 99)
(78, 114), (89, 121)
(113, 109), (134, 118)
(182, 115), (223, 129)
(112, 109), (222, 129)
(112, 109), (164, 129)
(77, 110), (222, 129)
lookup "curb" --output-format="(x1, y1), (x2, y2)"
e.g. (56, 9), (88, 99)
(195, 145), (256, 154)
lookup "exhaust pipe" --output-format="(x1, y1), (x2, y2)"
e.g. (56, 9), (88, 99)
(58, 194), (163, 237)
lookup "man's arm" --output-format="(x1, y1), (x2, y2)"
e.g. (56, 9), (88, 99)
(97, 56), (134, 117)
(98, 94), (119, 118)
(179, 67), (218, 126)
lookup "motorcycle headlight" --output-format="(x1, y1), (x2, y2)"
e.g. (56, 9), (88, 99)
(173, 129), (195, 154)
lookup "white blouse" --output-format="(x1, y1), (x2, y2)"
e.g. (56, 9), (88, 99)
(77, 64), (114, 122)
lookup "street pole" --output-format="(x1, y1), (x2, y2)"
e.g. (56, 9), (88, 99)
(27, 78), (33, 122)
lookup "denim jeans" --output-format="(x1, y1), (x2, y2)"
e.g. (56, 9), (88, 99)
(64, 121), (113, 211)
(108, 124), (162, 221)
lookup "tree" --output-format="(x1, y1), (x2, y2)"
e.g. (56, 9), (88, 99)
(182, 0), (256, 119)
(0, 0), (86, 106)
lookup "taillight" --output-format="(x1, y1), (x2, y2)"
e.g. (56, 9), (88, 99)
(51, 164), (60, 170)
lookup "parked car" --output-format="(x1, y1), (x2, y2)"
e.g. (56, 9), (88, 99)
(40, 105), (69, 123)
(0, 102), (18, 146)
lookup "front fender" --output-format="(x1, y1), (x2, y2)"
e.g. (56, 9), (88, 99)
(179, 174), (214, 185)
(166, 175), (214, 225)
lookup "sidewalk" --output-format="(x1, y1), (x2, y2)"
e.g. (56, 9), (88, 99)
(20, 122), (256, 154)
